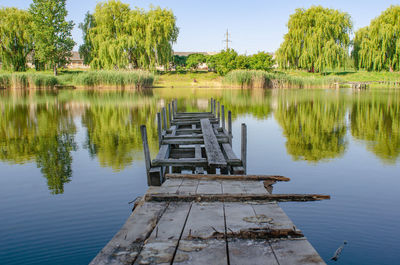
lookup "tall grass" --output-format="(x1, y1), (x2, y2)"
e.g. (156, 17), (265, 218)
(224, 70), (344, 89)
(62, 70), (155, 89)
(0, 70), (155, 89)
(0, 73), (58, 89)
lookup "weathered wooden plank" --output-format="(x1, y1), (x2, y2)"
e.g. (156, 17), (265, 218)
(228, 239), (278, 265)
(147, 178), (183, 195)
(241, 181), (269, 194)
(177, 179), (200, 195)
(145, 193), (331, 203)
(152, 158), (208, 167)
(231, 166), (245, 175)
(164, 134), (229, 141)
(165, 174), (290, 182)
(196, 180), (222, 194)
(221, 181), (246, 195)
(173, 239), (227, 265)
(134, 202), (192, 265)
(194, 144), (204, 174)
(89, 201), (167, 265)
(270, 239), (326, 265)
(155, 144), (170, 161)
(172, 120), (219, 126)
(241, 123), (247, 174)
(162, 137), (230, 145)
(221, 143), (242, 165)
(200, 118), (227, 167)
(182, 202), (225, 239)
(176, 112), (212, 115)
(251, 202), (297, 230)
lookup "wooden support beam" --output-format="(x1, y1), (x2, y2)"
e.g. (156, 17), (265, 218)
(194, 144), (204, 174)
(200, 118), (227, 167)
(145, 193), (331, 202)
(165, 174), (290, 181)
(171, 100), (175, 120)
(210, 98), (214, 113)
(168, 103), (172, 127)
(152, 158), (208, 167)
(161, 137), (230, 145)
(217, 101), (220, 122)
(221, 105), (225, 130)
(241, 123), (247, 174)
(156, 112), (162, 148)
(228, 110), (232, 145)
(140, 125), (152, 186)
(162, 107), (167, 130)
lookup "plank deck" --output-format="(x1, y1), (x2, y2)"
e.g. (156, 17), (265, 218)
(92, 108), (327, 265)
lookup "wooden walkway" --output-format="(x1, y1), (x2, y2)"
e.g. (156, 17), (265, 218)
(90, 99), (329, 265)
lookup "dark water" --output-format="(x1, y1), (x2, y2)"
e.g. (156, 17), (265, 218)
(0, 88), (399, 265)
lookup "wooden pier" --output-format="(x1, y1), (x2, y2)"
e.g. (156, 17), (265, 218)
(90, 99), (329, 265)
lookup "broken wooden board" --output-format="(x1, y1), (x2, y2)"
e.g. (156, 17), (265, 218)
(200, 118), (227, 167)
(145, 193), (331, 203)
(165, 173), (290, 182)
(89, 201), (167, 265)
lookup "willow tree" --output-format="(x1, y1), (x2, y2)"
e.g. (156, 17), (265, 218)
(0, 8), (33, 71)
(87, 0), (178, 70)
(353, 5), (400, 71)
(276, 6), (352, 72)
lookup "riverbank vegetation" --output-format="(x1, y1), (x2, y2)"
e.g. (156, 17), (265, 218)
(0, 70), (155, 89)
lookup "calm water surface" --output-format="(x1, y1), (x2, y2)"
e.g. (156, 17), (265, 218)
(0, 87), (399, 265)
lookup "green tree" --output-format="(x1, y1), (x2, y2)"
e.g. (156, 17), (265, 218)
(210, 49), (238, 75)
(88, 0), (178, 70)
(186, 53), (207, 70)
(173, 55), (187, 70)
(352, 5), (400, 71)
(235, 55), (250, 69)
(276, 6), (352, 72)
(29, 0), (75, 75)
(78, 12), (96, 65)
(249, 52), (274, 71)
(0, 8), (33, 71)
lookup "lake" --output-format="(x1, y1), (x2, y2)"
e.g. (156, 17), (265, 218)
(0, 87), (399, 265)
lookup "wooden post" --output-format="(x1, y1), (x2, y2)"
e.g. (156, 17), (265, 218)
(210, 98), (214, 113)
(172, 101), (175, 120)
(174, 99), (177, 113)
(168, 103), (172, 126)
(140, 125), (152, 186)
(221, 105), (225, 130)
(157, 112), (162, 148)
(228, 110), (232, 145)
(213, 100), (216, 117)
(162, 107), (167, 130)
(241, 123), (247, 174)
(217, 101), (220, 123)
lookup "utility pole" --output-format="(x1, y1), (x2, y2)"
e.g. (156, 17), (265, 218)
(223, 29), (232, 50)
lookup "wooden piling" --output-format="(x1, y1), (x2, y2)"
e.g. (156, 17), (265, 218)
(157, 112), (162, 148)
(217, 101), (220, 122)
(228, 110), (232, 145)
(241, 123), (247, 174)
(140, 125), (152, 186)
(210, 98), (214, 113)
(174, 99), (177, 113)
(162, 107), (167, 130)
(168, 103), (172, 126)
(221, 105), (225, 130)
(172, 101), (175, 120)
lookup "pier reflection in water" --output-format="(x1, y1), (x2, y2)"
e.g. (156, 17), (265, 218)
(0, 87), (399, 265)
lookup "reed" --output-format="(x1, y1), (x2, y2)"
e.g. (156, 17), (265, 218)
(224, 70), (344, 89)
(0, 70), (154, 89)
(0, 73), (58, 89)
(66, 70), (155, 89)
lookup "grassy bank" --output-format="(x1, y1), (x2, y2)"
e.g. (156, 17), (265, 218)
(224, 70), (344, 89)
(0, 70), (155, 89)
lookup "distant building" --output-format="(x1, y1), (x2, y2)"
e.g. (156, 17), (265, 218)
(66, 51), (89, 69)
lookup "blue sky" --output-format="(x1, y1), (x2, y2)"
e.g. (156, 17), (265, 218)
(2, 0), (399, 54)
